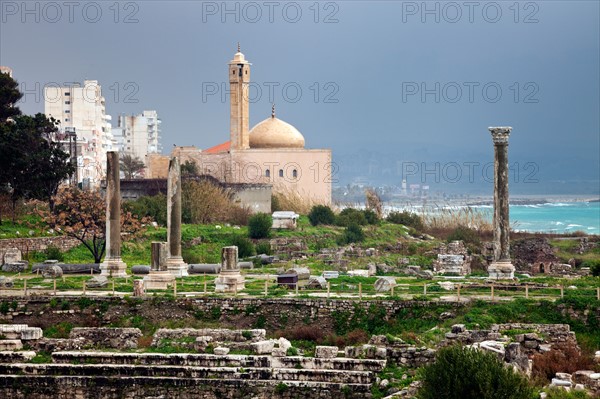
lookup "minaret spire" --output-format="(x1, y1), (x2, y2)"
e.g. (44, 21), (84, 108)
(229, 46), (250, 150)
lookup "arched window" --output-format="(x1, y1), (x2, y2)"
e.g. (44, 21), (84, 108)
(265, 169), (270, 178)
(279, 169), (284, 177)
(292, 169), (298, 178)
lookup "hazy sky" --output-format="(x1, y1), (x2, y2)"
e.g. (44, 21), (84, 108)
(2, 1), (599, 193)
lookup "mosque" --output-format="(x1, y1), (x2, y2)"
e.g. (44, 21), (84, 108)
(147, 47), (332, 206)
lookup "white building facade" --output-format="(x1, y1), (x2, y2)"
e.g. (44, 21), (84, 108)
(116, 110), (161, 165)
(44, 80), (113, 187)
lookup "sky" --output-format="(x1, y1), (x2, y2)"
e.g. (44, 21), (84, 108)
(1, 0), (599, 195)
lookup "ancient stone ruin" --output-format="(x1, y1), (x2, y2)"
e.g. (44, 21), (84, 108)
(487, 127), (516, 279)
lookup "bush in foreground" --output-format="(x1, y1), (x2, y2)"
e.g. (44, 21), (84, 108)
(338, 223), (365, 245)
(417, 345), (534, 399)
(230, 235), (255, 258)
(248, 213), (272, 239)
(386, 211), (424, 231)
(582, 259), (600, 277)
(308, 205), (336, 226)
(336, 208), (368, 227)
(543, 388), (591, 399)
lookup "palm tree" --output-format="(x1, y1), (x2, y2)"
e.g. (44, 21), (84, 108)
(119, 153), (145, 179)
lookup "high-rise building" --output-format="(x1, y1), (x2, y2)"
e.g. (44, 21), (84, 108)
(44, 80), (113, 187)
(116, 110), (161, 163)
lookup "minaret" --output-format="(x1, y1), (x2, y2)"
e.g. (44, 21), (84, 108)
(229, 43), (251, 150)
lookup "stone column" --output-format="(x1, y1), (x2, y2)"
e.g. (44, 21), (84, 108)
(165, 157), (188, 277)
(143, 242), (174, 290)
(214, 246), (245, 293)
(488, 127), (515, 279)
(100, 151), (127, 277)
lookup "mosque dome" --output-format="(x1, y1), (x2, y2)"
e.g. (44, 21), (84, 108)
(249, 107), (305, 149)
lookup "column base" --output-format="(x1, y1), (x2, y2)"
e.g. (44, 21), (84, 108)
(488, 260), (515, 279)
(143, 271), (175, 290)
(99, 258), (128, 278)
(166, 256), (189, 277)
(214, 270), (245, 293)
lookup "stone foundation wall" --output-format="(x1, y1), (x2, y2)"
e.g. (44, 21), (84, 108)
(0, 374), (369, 399)
(0, 237), (80, 262)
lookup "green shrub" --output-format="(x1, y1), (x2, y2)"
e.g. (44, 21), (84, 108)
(271, 194), (281, 212)
(544, 388), (591, 399)
(336, 208), (367, 227)
(363, 209), (379, 225)
(308, 205), (336, 226)
(255, 241), (272, 256)
(447, 225), (481, 246)
(582, 259), (600, 276)
(44, 245), (64, 262)
(124, 194), (167, 226)
(386, 211), (424, 231)
(248, 213), (272, 239)
(338, 223), (365, 244)
(417, 345), (534, 399)
(182, 249), (202, 264)
(230, 235), (255, 258)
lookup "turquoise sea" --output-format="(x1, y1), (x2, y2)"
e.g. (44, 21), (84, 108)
(473, 202), (600, 234)
(509, 201), (600, 233)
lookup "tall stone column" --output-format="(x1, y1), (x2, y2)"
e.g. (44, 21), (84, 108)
(488, 127), (515, 279)
(100, 151), (127, 277)
(165, 157), (188, 277)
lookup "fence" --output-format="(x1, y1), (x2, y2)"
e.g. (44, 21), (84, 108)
(1, 273), (599, 303)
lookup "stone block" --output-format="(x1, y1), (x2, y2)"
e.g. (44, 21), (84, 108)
(213, 347), (230, 355)
(143, 271), (175, 290)
(3, 248), (22, 264)
(522, 340), (539, 349)
(278, 337), (292, 352)
(375, 347), (387, 359)
(251, 340), (275, 354)
(87, 275), (108, 288)
(551, 378), (572, 387)
(0, 340), (23, 350)
(70, 327), (141, 350)
(42, 265), (63, 278)
(556, 373), (572, 381)
(451, 324), (466, 334)
(0, 276), (14, 288)
(315, 346), (339, 359)
(0, 351), (35, 362)
(21, 327), (43, 340)
(271, 348), (287, 357)
(2, 262), (27, 273)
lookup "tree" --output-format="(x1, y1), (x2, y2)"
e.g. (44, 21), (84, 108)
(38, 187), (149, 263)
(0, 73), (73, 223)
(181, 160), (199, 177)
(182, 179), (250, 225)
(0, 114), (74, 223)
(0, 72), (22, 122)
(417, 345), (534, 399)
(119, 154), (145, 179)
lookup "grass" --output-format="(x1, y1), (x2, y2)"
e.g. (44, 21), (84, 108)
(0, 214), (47, 239)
